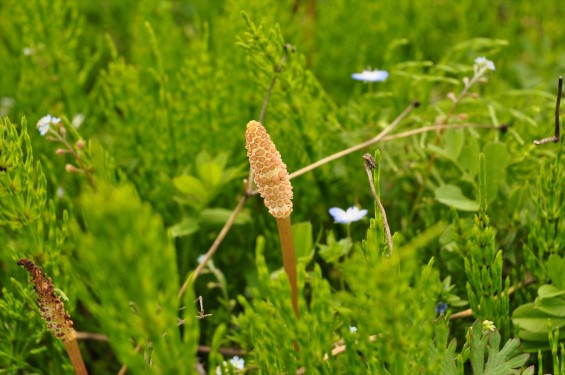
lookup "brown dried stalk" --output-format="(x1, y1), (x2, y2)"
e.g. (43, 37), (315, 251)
(534, 76), (562, 145)
(363, 153), (393, 255)
(17, 258), (88, 375)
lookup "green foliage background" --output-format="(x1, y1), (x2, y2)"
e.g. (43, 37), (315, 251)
(0, 0), (564, 373)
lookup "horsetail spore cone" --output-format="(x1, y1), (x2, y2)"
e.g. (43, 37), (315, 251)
(245, 120), (293, 218)
(245, 120), (299, 319)
(18, 258), (88, 375)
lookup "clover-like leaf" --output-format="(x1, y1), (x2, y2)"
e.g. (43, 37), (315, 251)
(435, 184), (479, 211)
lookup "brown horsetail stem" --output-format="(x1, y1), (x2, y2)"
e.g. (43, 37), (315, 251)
(18, 258), (88, 375)
(245, 120), (299, 319)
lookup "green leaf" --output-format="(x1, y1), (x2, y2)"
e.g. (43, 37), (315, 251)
(517, 328), (552, 343)
(443, 129), (465, 161)
(538, 284), (565, 299)
(470, 321), (489, 375)
(197, 161), (223, 188)
(435, 184), (478, 211)
(548, 254), (565, 290)
(512, 303), (565, 333)
(441, 339), (457, 375)
(534, 297), (565, 317)
(427, 143), (456, 162)
(173, 174), (209, 208)
(484, 333), (529, 375)
(169, 217), (200, 238)
(458, 135), (480, 177)
(318, 231), (352, 264)
(292, 221), (314, 264)
(468, 320), (530, 375)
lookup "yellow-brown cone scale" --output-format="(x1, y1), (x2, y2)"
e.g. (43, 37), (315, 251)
(245, 120), (293, 219)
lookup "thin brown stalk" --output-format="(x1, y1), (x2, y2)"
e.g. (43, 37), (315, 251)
(295, 335), (378, 373)
(116, 343), (142, 375)
(197, 345), (246, 357)
(534, 76), (562, 145)
(276, 216), (300, 319)
(248, 45), (294, 193)
(363, 154), (393, 255)
(64, 334), (88, 375)
(259, 44), (294, 123)
(48, 129), (95, 190)
(75, 331), (109, 341)
(380, 123), (496, 142)
(288, 101), (420, 180)
(177, 194), (249, 300)
(450, 274), (536, 320)
(409, 68), (493, 222)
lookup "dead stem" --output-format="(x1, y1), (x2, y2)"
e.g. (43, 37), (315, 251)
(534, 76), (562, 145)
(247, 45), (294, 193)
(363, 154), (393, 255)
(450, 274), (536, 320)
(178, 194), (248, 300)
(380, 123), (496, 142)
(116, 343), (142, 375)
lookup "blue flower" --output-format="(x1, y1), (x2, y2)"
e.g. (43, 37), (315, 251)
(474, 57), (495, 71)
(37, 115), (61, 136)
(435, 301), (448, 315)
(352, 69), (389, 82)
(329, 206), (368, 224)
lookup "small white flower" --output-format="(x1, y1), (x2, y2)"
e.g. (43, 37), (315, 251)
(229, 356), (245, 370)
(37, 115), (61, 136)
(57, 187), (65, 198)
(352, 69), (389, 83)
(216, 356), (245, 374)
(197, 255), (206, 264)
(72, 113), (85, 129)
(474, 57), (495, 71)
(23, 47), (34, 56)
(349, 326), (358, 333)
(329, 206), (368, 224)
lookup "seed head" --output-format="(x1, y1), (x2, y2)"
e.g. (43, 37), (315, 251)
(17, 258), (75, 343)
(245, 120), (293, 218)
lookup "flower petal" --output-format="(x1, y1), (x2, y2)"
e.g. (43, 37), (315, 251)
(345, 206), (367, 222)
(329, 207), (348, 223)
(351, 69), (389, 82)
